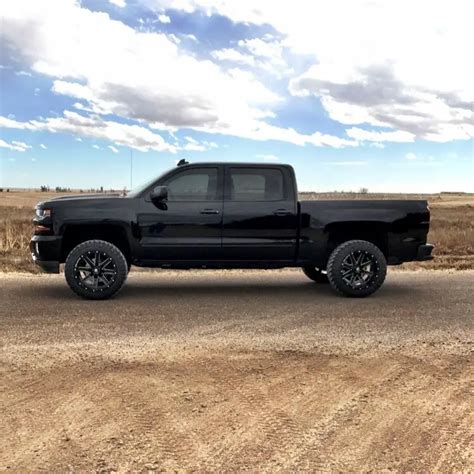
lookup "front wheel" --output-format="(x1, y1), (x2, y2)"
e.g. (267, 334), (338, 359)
(326, 240), (387, 298)
(65, 240), (128, 300)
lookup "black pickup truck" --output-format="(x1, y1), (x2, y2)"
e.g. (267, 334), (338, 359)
(31, 161), (433, 299)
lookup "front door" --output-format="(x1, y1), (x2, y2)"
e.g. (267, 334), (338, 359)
(138, 166), (223, 261)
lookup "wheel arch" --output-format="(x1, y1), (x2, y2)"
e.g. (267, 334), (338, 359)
(60, 224), (132, 266)
(325, 221), (389, 258)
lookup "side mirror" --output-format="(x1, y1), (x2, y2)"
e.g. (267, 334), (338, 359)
(150, 185), (168, 202)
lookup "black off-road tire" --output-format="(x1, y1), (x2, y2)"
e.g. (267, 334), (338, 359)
(65, 240), (128, 300)
(326, 240), (387, 298)
(302, 266), (329, 284)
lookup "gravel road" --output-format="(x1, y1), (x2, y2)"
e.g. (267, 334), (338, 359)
(1, 270), (473, 472)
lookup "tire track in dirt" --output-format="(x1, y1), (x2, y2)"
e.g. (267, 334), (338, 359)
(274, 361), (415, 471)
(1, 365), (106, 470)
(194, 355), (316, 471)
(78, 368), (194, 471)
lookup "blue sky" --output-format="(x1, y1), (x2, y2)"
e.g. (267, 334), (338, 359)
(1, 0), (473, 192)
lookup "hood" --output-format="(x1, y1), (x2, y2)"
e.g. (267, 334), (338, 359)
(37, 193), (124, 208)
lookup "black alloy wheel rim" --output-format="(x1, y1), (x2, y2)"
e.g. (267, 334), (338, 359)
(341, 250), (378, 290)
(74, 250), (117, 292)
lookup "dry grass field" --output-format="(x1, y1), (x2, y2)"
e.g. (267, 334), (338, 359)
(1, 190), (473, 272)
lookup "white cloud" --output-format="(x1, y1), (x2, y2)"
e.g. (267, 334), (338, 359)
(147, 0), (474, 143)
(0, 111), (177, 152)
(15, 70), (32, 77)
(1, 0), (280, 129)
(158, 14), (171, 23)
(108, 0), (126, 7)
(0, 116), (35, 130)
(346, 127), (415, 143)
(405, 152), (418, 160)
(52, 81), (93, 102)
(72, 102), (94, 113)
(184, 34), (198, 42)
(182, 142), (206, 151)
(0, 139), (31, 152)
(0, 0), (355, 149)
(181, 135), (218, 151)
(0, 112), (222, 154)
(40, 143), (47, 149)
(11, 140), (31, 149)
(212, 37), (290, 76)
(211, 48), (255, 67)
(167, 33), (181, 44)
(238, 38), (283, 62)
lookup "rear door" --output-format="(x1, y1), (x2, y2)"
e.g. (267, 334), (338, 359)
(221, 166), (298, 261)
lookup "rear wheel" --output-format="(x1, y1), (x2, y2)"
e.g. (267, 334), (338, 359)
(326, 240), (387, 297)
(65, 240), (128, 300)
(302, 266), (329, 284)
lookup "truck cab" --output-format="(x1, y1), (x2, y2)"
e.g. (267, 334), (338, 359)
(133, 163), (298, 264)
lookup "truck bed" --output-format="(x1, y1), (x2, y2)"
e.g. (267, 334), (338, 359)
(298, 200), (430, 265)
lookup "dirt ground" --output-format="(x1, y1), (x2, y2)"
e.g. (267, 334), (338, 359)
(1, 270), (473, 472)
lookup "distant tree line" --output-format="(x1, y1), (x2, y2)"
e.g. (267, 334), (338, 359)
(39, 185), (73, 192)
(38, 185), (125, 193)
(302, 188), (369, 194)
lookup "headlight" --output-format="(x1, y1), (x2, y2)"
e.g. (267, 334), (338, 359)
(35, 208), (51, 218)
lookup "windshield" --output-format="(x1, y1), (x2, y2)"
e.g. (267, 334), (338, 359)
(126, 173), (163, 198)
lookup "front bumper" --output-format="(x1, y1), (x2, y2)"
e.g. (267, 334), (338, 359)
(416, 243), (434, 261)
(30, 235), (62, 273)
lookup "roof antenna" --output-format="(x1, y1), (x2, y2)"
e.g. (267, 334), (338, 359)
(177, 158), (189, 167)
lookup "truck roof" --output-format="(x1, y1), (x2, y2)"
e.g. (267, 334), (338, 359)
(177, 161), (293, 169)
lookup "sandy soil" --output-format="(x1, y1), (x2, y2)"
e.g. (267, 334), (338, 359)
(1, 270), (473, 472)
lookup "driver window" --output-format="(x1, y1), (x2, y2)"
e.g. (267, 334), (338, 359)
(164, 168), (218, 201)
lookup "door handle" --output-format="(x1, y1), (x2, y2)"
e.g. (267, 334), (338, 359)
(200, 209), (220, 215)
(273, 209), (292, 216)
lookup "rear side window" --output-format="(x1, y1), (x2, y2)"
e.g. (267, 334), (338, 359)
(164, 168), (218, 201)
(228, 168), (285, 201)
